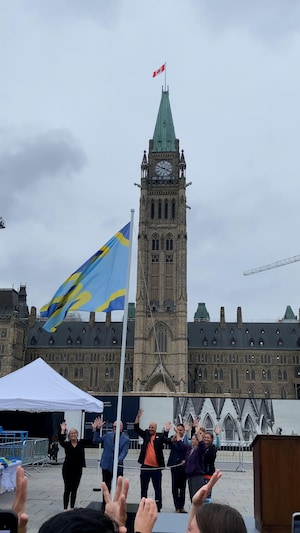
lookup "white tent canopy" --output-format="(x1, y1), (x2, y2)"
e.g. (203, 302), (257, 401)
(0, 358), (103, 413)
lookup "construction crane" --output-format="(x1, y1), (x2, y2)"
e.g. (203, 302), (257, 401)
(0, 217), (5, 229)
(243, 254), (300, 276)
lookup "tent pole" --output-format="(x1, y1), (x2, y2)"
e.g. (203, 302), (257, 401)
(80, 410), (85, 439)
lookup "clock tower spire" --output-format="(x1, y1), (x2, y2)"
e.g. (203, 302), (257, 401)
(133, 89), (188, 393)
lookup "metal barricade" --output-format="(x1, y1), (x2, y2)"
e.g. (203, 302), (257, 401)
(216, 441), (252, 472)
(0, 438), (49, 472)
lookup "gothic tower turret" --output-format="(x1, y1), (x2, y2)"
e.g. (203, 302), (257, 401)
(133, 89), (188, 393)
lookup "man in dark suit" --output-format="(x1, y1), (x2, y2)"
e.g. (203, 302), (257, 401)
(134, 408), (171, 511)
(92, 416), (130, 508)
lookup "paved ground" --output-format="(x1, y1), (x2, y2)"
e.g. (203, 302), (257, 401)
(0, 449), (254, 533)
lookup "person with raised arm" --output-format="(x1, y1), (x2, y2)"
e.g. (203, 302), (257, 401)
(167, 423), (190, 513)
(92, 416), (130, 509)
(58, 421), (92, 510)
(134, 408), (172, 512)
(186, 470), (247, 533)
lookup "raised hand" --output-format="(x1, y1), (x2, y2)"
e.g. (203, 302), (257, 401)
(134, 497), (158, 533)
(91, 416), (104, 430)
(12, 466), (28, 533)
(60, 421), (67, 434)
(102, 476), (129, 531)
(214, 425), (221, 435)
(192, 469), (222, 507)
(165, 421), (172, 432)
(184, 422), (191, 433)
(193, 416), (200, 428)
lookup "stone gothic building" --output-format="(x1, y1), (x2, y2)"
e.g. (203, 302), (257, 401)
(1, 90), (300, 401)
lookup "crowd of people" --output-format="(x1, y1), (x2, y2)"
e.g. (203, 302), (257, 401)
(9, 412), (247, 532)
(56, 412), (222, 513)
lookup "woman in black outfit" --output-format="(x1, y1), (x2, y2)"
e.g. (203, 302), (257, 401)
(58, 421), (88, 510)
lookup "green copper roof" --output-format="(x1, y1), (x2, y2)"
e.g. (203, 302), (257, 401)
(152, 90), (176, 152)
(284, 305), (297, 320)
(194, 303), (210, 322)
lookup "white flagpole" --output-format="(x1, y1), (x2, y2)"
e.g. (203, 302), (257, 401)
(111, 209), (134, 497)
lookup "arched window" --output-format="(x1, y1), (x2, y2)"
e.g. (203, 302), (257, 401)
(151, 201), (155, 219)
(246, 369), (250, 381)
(203, 415), (213, 431)
(158, 200), (162, 219)
(152, 237), (159, 250)
(283, 369), (287, 381)
(171, 200), (176, 219)
(79, 367), (83, 378)
(281, 388), (287, 399)
(74, 367), (78, 379)
(224, 416), (236, 441)
(243, 415), (255, 441)
(166, 237), (173, 251)
(278, 369), (282, 381)
(267, 369), (271, 381)
(155, 325), (167, 352)
(164, 200), (168, 219)
(251, 369), (255, 381)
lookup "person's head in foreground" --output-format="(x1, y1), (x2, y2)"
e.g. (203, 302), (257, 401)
(38, 508), (120, 533)
(190, 502), (247, 533)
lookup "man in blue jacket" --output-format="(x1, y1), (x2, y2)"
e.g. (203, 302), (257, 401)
(92, 416), (130, 507)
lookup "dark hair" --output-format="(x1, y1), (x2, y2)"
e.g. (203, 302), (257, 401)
(38, 508), (118, 533)
(196, 503), (247, 533)
(177, 423), (185, 429)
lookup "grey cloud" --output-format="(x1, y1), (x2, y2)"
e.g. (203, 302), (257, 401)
(0, 130), (87, 198)
(24, 0), (121, 24)
(195, 0), (300, 40)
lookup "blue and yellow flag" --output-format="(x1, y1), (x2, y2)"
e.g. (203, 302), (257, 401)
(40, 222), (130, 332)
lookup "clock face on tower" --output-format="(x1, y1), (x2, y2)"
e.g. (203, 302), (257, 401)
(155, 160), (172, 178)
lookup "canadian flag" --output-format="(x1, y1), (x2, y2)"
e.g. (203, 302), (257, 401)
(153, 63), (166, 78)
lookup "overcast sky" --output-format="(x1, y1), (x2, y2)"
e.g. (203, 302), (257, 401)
(1, 0), (300, 324)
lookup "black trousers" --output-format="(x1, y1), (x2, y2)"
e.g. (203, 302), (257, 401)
(171, 464), (186, 510)
(140, 466), (162, 511)
(102, 465), (124, 510)
(62, 465), (82, 509)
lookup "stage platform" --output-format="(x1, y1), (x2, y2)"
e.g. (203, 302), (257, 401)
(87, 502), (258, 532)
